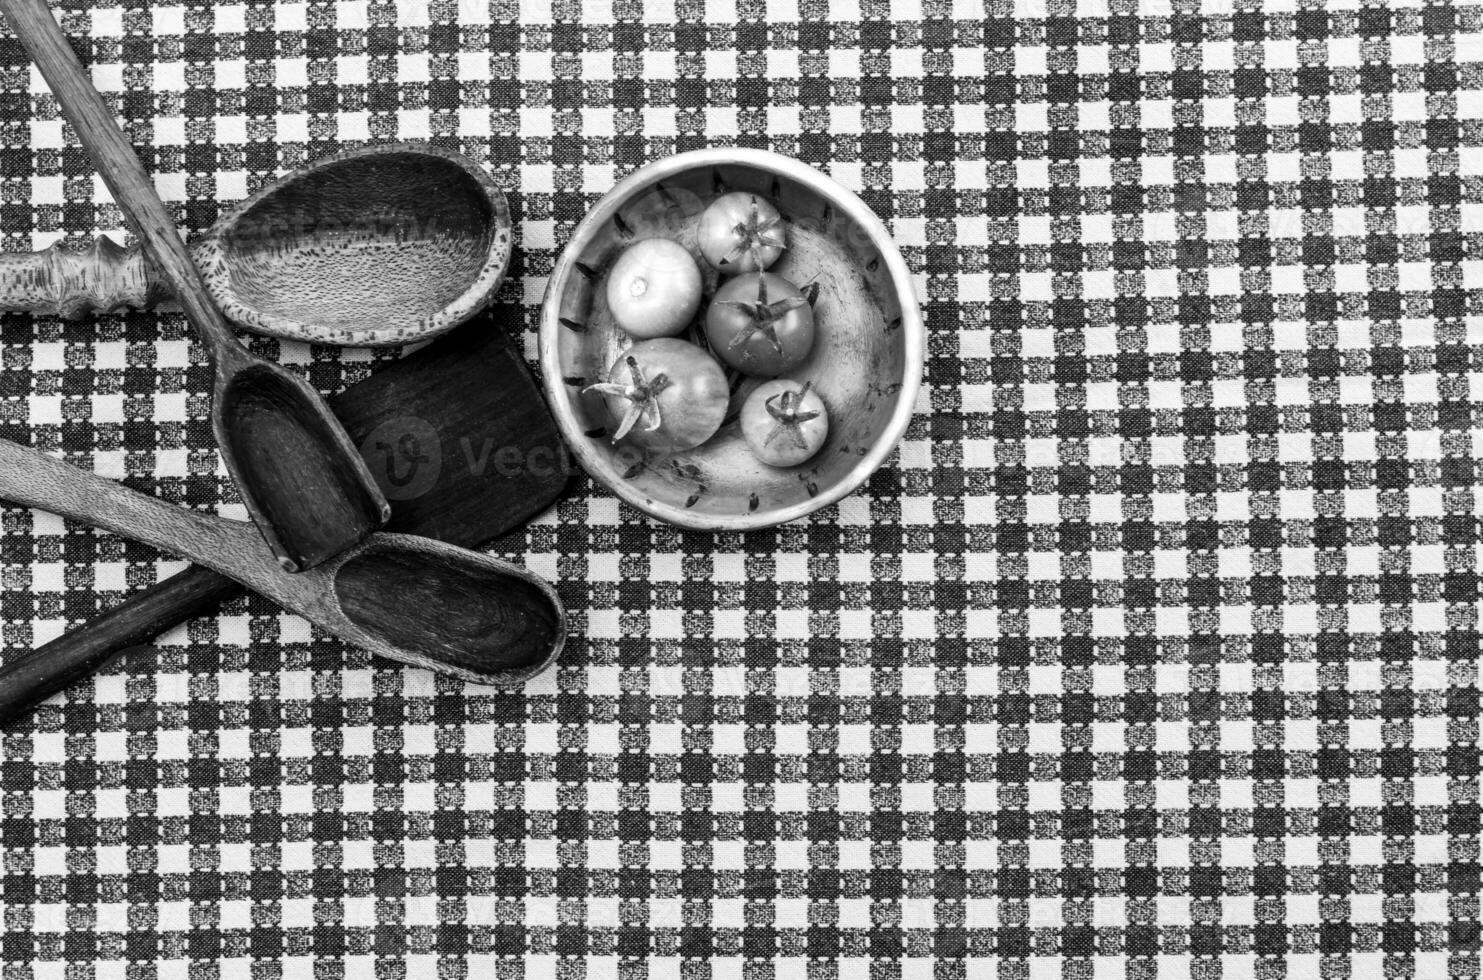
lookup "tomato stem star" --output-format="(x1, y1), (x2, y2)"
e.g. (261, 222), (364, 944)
(585, 354), (672, 441)
(717, 195), (786, 270)
(715, 275), (808, 363)
(763, 380), (822, 451)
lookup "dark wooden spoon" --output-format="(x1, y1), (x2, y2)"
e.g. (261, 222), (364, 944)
(0, 438), (565, 683)
(0, 319), (573, 724)
(1, 0), (390, 572)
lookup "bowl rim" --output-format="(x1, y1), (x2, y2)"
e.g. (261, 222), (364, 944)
(538, 147), (925, 532)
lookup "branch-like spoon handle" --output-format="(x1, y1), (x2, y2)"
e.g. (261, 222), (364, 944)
(0, 237), (163, 318)
(0, 0), (235, 351)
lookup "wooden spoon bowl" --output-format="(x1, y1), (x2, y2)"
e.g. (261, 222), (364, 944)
(199, 143), (514, 347)
(333, 536), (563, 680)
(539, 148), (925, 531)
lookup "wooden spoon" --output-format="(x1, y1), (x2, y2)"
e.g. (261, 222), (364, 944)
(0, 437), (565, 684)
(0, 318), (573, 723)
(0, 143), (514, 347)
(1, 0), (390, 572)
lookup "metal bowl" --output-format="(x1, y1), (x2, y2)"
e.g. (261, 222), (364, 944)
(538, 148), (924, 531)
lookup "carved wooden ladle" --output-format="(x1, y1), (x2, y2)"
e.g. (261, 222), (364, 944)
(0, 438), (565, 684)
(0, 142), (513, 348)
(3, 0), (390, 572)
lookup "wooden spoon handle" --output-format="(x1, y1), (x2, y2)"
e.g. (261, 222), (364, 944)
(0, 568), (237, 723)
(0, 237), (164, 318)
(0, 0), (236, 353)
(0, 439), (266, 581)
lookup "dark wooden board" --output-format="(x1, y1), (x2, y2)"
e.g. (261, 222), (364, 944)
(336, 320), (571, 546)
(0, 313), (572, 724)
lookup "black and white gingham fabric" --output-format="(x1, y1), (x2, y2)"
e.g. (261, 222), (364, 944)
(3, 1), (1483, 977)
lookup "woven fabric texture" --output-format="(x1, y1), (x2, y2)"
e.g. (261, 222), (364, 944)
(2, 1), (1482, 977)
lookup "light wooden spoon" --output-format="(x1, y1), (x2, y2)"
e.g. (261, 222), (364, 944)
(2, 0), (390, 572)
(0, 143), (513, 347)
(0, 438), (565, 684)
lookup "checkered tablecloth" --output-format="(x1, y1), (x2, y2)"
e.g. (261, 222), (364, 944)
(2, 1), (1481, 977)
